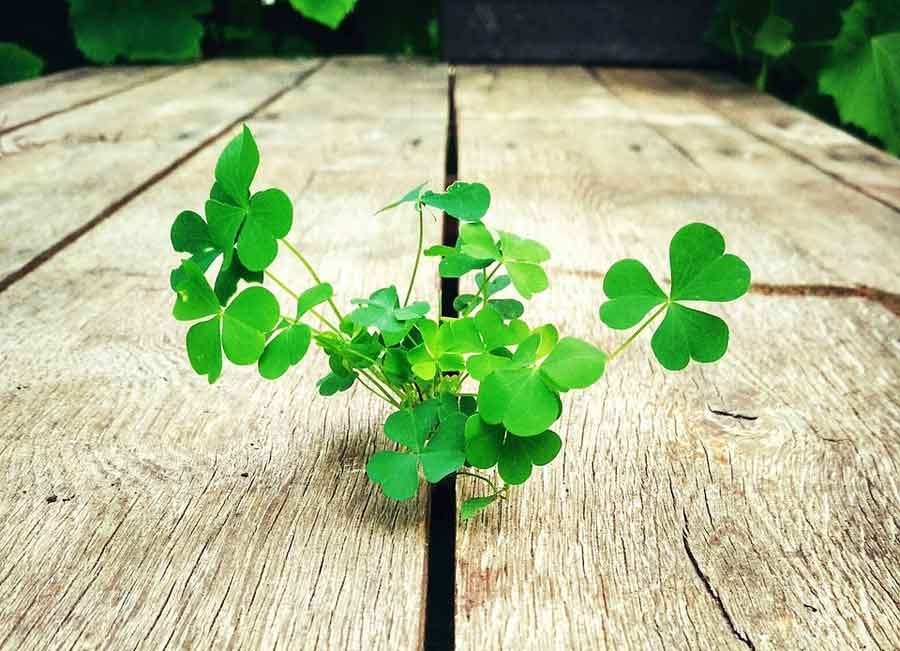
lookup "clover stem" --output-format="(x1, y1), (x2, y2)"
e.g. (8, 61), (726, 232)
(462, 263), (501, 317)
(402, 201), (425, 307)
(279, 238), (344, 322)
(357, 374), (401, 408)
(264, 271), (344, 335)
(606, 302), (668, 362)
(456, 471), (502, 495)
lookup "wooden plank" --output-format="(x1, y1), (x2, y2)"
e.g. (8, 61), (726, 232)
(0, 57), (447, 648)
(0, 58), (316, 284)
(453, 65), (900, 650)
(657, 69), (900, 210)
(0, 66), (176, 135)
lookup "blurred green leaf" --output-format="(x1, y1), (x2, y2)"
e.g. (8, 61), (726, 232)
(0, 43), (44, 85)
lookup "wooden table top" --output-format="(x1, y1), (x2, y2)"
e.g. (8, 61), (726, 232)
(0, 56), (897, 650)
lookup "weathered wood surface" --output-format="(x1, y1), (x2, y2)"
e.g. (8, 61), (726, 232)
(454, 65), (900, 650)
(0, 57), (446, 649)
(0, 58), (318, 284)
(0, 66), (176, 136)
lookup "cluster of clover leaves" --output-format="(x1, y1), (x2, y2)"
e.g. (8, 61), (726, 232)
(169, 125), (751, 521)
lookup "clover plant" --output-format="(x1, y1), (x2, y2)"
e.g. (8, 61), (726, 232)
(169, 125), (752, 520)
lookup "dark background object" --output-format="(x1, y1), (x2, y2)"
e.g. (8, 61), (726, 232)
(441, 0), (724, 66)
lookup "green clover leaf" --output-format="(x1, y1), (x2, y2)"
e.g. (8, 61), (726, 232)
(478, 366), (562, 437)
(215, 124), (259, 208)
(296, 282), (334, 317)
(540, 337), (606, 391)
(206, 187), (293, 272)
(421, 182), (491, 222)
(367, 403), (466, 501)
(172, 262), (280, 381)
(599, 223), (750, 371)
(463, 414), (562, 484)
(258, 323), (312, 380)
(377, 182), (427, 214)
(459, 495), (499, 521)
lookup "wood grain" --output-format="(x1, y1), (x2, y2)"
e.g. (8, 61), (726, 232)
(0, 66), (177, 136)
(0, 58), (317, 283)
(0, 57), (447, 649)
(454, 65), (900, 650)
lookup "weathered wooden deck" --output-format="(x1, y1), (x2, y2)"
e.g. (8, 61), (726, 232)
(0, 57), (898, 650)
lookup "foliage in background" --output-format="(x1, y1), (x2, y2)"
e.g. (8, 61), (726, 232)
(707, 0), (900, 154)
(168, 125), (751, 520)
(0, 0), (438, 85)
(0, 42), (44, 84)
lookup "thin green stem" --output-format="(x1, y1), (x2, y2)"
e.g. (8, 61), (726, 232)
(462, 263), (501, 317)
(456, 471), (502, 495)
(356, 374), (401, 408)
(606, 302), (668, 362)
(403, 202), (424, 307)
(279, 238), (344, 322)
(266, 271), (343, 335)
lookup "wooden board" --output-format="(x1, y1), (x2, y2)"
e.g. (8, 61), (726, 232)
(0, 57), (447, 649)
(453, 65), (900, 650)
(0, 66), (176, 136)
(0, 58), (317, 284)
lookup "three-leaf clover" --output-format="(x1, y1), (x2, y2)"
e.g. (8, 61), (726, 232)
(169, 209), (262, 306)
(257, 284), (331, 380)
(599, 223), (751, 371)
(456, 225), (551, 299)
(206, 126), (294, 271)
(348, 286), (429, 345)
(464, 414), (562, 485)
(172, 260), (281, 383)
(366, 402), (466, 500)
(477, 332), (605, 436)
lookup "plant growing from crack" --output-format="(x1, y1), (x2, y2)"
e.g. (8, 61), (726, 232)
(169, 125), (752, 521)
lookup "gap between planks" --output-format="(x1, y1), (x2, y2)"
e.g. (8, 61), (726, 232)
(0, 59), (328, 296)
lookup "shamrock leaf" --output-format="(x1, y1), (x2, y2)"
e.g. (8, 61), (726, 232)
(173, 262), (280, 381)
(367, 403), (466, 500)
(478, 365), (562, 436)
(459, 495), (499, 521)
(599, 223), (750, 371)
(498, 429), (563, 485)
(598, 259), (667, 329)
(458, 223), (501, 260)
(421, 182), (491, 222)
(349, 286), (430, 344)
(215, 124), (259, 208)
(170, 208), (263, 306)
(377, 182), (426, 214)
(258, 323), (312, 380)
(499, 231), (550, 299)
(540, 337), (605, 391)
(206, 188), (293, 272)
(818, 0), (900, 154)
(317, 355), (357, 396)
(296, 282), (334, 317)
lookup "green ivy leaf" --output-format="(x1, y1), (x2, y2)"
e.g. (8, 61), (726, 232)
(540, 337), (606, 391)
(819, 0), (900, 153)
(289, 0), (357, 29)
(0, 42), (44, 85)
(421, 182), (491, 222)
(68, 0), (211, 64)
